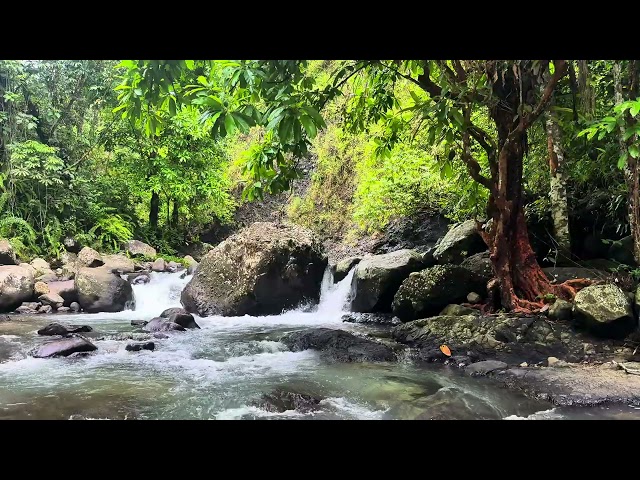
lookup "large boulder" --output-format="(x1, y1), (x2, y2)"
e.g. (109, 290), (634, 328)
(181, 222), (327, 316)
(0, 265), (35, 312)
(77, 247), (104, 268)
(47, 280), (78, 307)
(280, 328), (396, 362)
(573, 284), (636, 338)
(461, 251), (493, 283)
(432, 220), (486, 265)
(0, 239), (17, 265)
(125, 240), (157, 258)
(33, 336), (97, 358)
(184, 255), (198, 275)
(392, 264), (487, 321)
(31, 258), (53, 277)
(350, 249), (424, 313)
(103, 254), (135, 274)
(142, 317), (186, 333)
(75, 267), (134, 313)
(333, 257), (361, 283)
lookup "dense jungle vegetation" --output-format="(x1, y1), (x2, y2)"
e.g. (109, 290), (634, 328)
(1, 60), (639, 311)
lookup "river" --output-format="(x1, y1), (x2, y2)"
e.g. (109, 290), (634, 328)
(1, 270), (639, 420)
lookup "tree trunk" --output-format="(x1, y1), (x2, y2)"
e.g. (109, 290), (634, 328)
(483, 61), (577, 312)
(171, 200), (179, 227)
(614, 61), (640, 264)
(545, 111), (571, 260)
(577, 60), (595, 119)
(149, 191), (159, 230)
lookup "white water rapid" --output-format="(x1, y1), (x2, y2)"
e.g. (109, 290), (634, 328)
(0, 266), (574, 420)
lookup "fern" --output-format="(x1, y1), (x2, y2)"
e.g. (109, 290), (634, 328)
(88, 214), (134, 252)
(0, 215), (40, 259)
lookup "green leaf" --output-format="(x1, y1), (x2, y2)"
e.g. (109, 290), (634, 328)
(185, 60), (195, 70)
(629, 145), (640, 159)
(231, 112), (250, 133)
(300, 115), (317, 139)
(301, 106), (326, 129)
(168, 97), (177, 116)
(278, 115), (294, 143)
(450, 108), (464, 128)
(618, 152), (629, 169)
(224, 113), (237, 136)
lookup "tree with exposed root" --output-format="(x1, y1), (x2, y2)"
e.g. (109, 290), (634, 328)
(115, 59), (591, 312)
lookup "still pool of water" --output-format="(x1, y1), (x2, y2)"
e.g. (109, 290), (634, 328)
(1, 270), (640, 420)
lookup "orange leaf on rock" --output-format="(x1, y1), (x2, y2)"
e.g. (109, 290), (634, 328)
(439, 344), (452, 357)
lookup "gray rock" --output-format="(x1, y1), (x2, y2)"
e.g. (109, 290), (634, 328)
(465, 360), (508, 376)
(131, 319), (148, 327)
(0, 239), (17, 265)
(37, 323), (92, 336)
(70, 302), (81, 312)
(128, 272), (150, 285)
(38, 304), (53, 314)
(467, 292), (482, 303)
(77, 247), (104, 268)
(166, 261), (181, 273)
(125, 342), (155, 352)
(63, 237), (81, 253)
(160, 307), (187, 318)
(433, 220), (486, 264)
(47, 280), (78, 306)
(33, 336), (97, 358)
(57, 307), (71, 313)
(0, 265), (35, 312)
(142, 317), (186, 333)
(30, 258), (52, 276)
(333, 257), (361, 283)
(461, 251), (493, 283)
(34, 280), (49, 296)
(548, 299), (573, 321)
(167, 312), (200, 329)
(341, 313), (401, 325)
(350, 249), (424, 313)
(125, 240), (157, 258)
(181, 222), (327, 317)
(75, 267), (134, 313)
(439, 304), (480, 316)
(392, 264), (486, 321)
(257, 389), (322, 413)
(573, 284), (635, 339)
(102, 254), (135, 274)
(38, 293), (64, 309)
(14, 305), (38, 314)
(280, 328), (395, 362)
(151, 258), (166, 272)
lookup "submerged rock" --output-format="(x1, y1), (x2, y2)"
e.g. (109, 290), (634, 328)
(167, 312), (199, 329)
(37, 323), (93, 336)
(0, 265), (35, 312)
(257, 389), (322, 413)
(160, 307), (187, 318)
(392, 264), (486, 321)
(433, 220), (485, 265)
(75, 267), (134, 313)
(341, 313), (401, 325)
(350, 249), (424, 313)
(573, 284), (635, 339)
(142, 317), (186, 333)
(280, 328), (396, 362)
(125, 342), (155, 352)
(33, 336), (97, 358)
(465, 360), (508, 376)
(127, 272), (150, 285)
(131, 320), (148, 327)
(181, 222), (327, 317)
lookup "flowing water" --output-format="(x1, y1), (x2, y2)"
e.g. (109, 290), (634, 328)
(1, 269), (640, 420)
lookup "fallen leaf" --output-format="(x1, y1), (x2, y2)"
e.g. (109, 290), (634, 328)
(440, 344), (452, 357)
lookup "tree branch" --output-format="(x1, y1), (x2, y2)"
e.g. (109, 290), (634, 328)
(520, 60), (568, 131)
(452, 60), (467, 82)
(462, 106), (495, 193)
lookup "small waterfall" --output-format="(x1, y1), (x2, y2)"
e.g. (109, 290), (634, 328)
(129, 272), (192, 316)
(316, 267), (354, 315)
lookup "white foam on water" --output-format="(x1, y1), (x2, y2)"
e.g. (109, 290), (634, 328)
(320, 397), (389, 419)
(503, 408), (562, 420)
(215, 405), (306, 420)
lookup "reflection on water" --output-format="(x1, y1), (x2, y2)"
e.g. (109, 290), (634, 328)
(1, 270), (639, 420)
